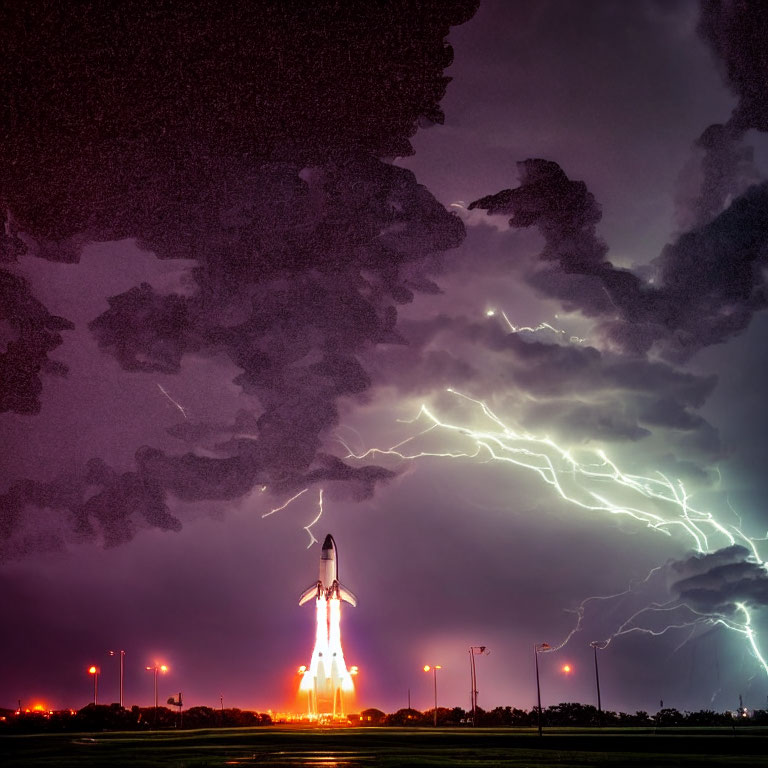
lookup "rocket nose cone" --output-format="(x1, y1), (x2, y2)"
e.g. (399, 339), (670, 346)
(322, 534), (335, 551)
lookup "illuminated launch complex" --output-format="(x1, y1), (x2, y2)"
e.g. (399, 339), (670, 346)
(298, 534), (357, 719)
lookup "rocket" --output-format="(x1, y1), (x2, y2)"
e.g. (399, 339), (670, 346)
(299, 534), (357, 607)
(298, 534), (356, 718)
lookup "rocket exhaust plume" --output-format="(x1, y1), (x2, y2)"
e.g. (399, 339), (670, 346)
(298, 534), (357, 719)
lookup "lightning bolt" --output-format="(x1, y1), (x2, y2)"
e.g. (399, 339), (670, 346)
(262, 487), (325, 549)
(344, 388), (768, 676)
(156, 384), (188, 419)
(486, 309), (586, 344)
(303, 489), (324, 549)
(263, 488), (309, 518)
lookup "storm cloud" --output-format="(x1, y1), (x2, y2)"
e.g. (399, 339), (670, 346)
(0, 270), (73, 415)
(469, 159), (768, 363)
(0, 0), (478, 554)
(670, 545), (768, 614)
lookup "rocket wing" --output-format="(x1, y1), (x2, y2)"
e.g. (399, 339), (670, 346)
(338, 583), (357, 607)
(299, 582), (321, 605)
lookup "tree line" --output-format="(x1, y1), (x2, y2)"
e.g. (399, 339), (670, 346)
(359, 702), (768, 727)
(0, 703), (271, 733)
(3, 701), (766, 734)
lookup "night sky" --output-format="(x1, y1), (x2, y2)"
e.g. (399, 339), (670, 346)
(3, 0), (768, 718)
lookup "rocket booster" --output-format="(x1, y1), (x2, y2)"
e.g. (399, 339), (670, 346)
(299, 534), (357, 606)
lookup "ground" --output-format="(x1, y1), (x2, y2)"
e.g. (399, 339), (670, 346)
(2, 726), (768, 767)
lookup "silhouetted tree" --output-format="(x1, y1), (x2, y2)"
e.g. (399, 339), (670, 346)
(359, 708), (386, 725)
(655, 707), (684, 726)
(384, 708), (423, 726)
(684, 709), (733, 726)
(183, 706), (218, 729)
(449, 706), (467, 724)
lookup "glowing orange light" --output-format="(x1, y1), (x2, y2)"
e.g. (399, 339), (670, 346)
(298, 665), (307, 674)
(562, 664), (572, 674)
(88, 666), (98, 675)
(32, 703), (45, 712)
(160, 665), (168, 673)
(350, 666), (358, 675)
(423, 665), (431, 672)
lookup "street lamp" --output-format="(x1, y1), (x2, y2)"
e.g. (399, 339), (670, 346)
(590, 641), (607, 726)
(534, 643), (550, 737)
(146, 663), (169, 724)
(109, 650), (125, 708)
(88, 666), (99, 705)
(468, 646), (489, 725)
(423, 664), (442, 727)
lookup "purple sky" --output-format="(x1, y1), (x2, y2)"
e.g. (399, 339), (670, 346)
(3, 0), (768, 717)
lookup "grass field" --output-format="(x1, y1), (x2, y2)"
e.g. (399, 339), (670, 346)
(2, 725), (768, 767)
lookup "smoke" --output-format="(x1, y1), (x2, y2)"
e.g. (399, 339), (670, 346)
(0, 0), (478, 555)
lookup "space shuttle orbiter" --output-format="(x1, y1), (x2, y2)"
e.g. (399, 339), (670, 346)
(299, 534), (357, 607)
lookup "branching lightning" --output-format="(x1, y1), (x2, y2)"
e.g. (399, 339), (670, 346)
(486, 308), (586, 344)
(343, 388), (768, 676)
(263, 487), (325, 549)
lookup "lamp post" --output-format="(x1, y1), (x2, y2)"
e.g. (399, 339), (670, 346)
(534, 643), (550, 737)
(146, 663), (168, 725)
(590, 641), (607, 726)
(468, 646), (488, 725)
(109, 650), (125, 708)
(88, 666), (99, 705)
(423, 665), (442, 726)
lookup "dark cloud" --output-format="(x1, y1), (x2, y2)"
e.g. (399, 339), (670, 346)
(89, 283), (201, 373)
(0, 443), (393, 559)
(0, 0), (477, 244)
(0, 270), (73, 415)
(670, 544), (768, 614)
(84, 159), (465, 492)
(650, 182), (768, 360)
(681, 121), (760, 229)
(466, 1), (768, 360)
(0, 211), (27, 263)
(469, 159), (768, 362)
(698, 0), (768, 134)
(676, 2), (768, 231)
(0, 1), (477, 553)
(0, 458), (178, 558)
